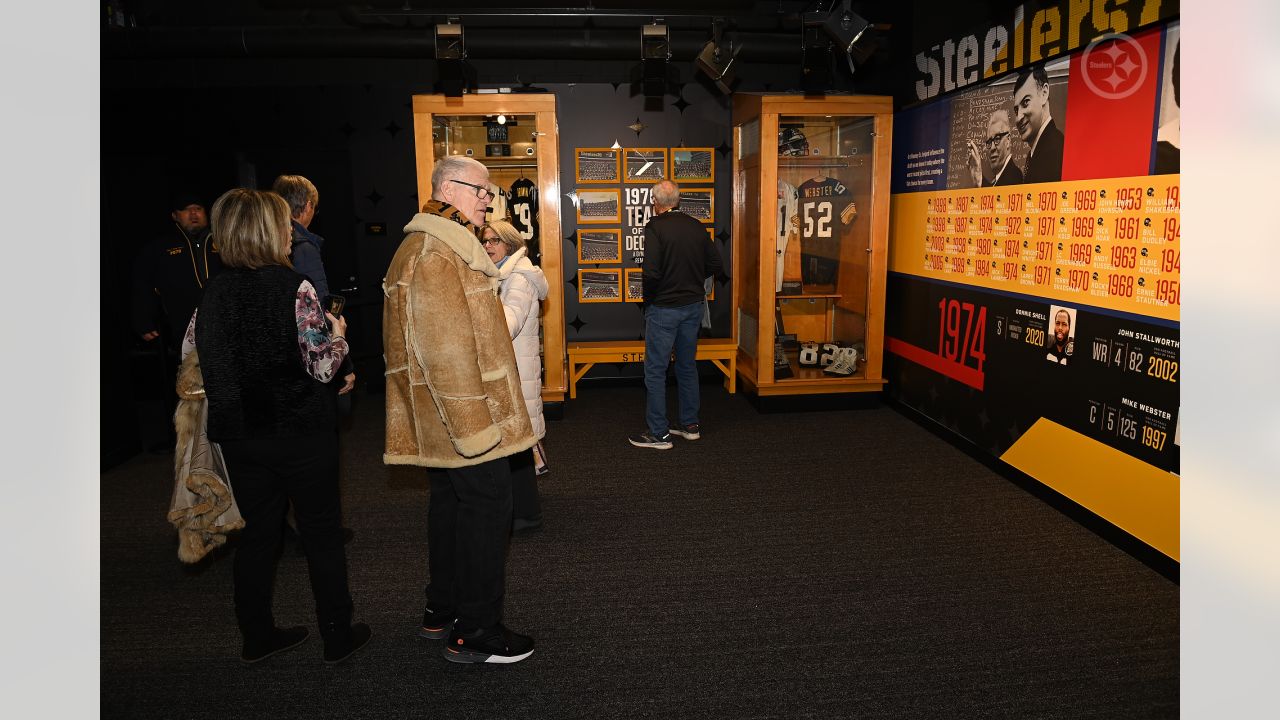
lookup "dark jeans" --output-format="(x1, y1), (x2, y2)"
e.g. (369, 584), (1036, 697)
(644, 302), (703, 437)
(220, 431), (353, 640)
(426, 456), (513, 632)
(511, 448), (541, 521)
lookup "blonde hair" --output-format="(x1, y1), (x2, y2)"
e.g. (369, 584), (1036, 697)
(481, 219), (525, 256)
(210, 188), (293, 269)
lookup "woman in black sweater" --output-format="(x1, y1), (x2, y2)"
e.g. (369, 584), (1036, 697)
(182, 188), (370, 664)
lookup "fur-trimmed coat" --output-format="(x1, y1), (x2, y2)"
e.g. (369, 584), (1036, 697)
(168, 350), (244, 563)
(382, 206), (537, 468)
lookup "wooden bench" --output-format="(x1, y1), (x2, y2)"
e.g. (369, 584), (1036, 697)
(565, 338), (737, 399)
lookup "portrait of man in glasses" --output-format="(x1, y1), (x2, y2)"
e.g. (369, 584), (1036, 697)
(966, 108), (1024, 188)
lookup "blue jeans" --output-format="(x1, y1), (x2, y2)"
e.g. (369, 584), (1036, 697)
(644, 302), (703, 437)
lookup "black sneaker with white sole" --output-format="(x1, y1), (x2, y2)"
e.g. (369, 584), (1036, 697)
(628, 431), (673, 449)
(668, 423), (701, 440)
(442, 624), (535, 664)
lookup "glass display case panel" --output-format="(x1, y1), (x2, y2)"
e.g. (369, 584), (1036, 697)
(773, 114), (877, 381)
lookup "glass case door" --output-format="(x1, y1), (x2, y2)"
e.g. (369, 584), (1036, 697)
(774, 114), (877, 381)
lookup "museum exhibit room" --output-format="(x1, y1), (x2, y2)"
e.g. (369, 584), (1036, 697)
(60, 0), (1262, 717)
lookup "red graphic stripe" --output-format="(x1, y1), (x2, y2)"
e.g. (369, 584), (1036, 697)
(886, 336), (985, 391)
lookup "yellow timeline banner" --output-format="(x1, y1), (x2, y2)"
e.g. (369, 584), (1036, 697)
(889, 175), (1181, 322)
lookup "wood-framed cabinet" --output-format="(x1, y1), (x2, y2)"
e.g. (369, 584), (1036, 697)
(411, 93), (566, 402)
(730, 94), (893, 396)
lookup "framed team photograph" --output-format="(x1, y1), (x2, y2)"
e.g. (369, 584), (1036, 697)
(624, 148), (668, 183)
(575, 148), (621, 184)
(624, 268), (644, 303)
(579, 268), (622, 303)
(577, 229), (622, 264)
(672, 148), (714, 182)
(576, 188), (621, 224)
(680, 188), (714, 223)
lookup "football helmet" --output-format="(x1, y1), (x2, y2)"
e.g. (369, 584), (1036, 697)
(779, 127), (809, 157)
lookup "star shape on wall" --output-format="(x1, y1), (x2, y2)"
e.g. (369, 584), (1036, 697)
(716, 140), (731, 157)
(568, 314), (586, 333)
(672, 95), (691, 114)
(628, 118), (646, 136)
(565, 232), (577, 247)
(365, 188), (384, 205)
(339, 122), (356, 138)
(384, 120), (402, 138)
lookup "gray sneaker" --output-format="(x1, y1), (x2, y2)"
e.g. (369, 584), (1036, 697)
(629, 431), (673, 449)
(668, 423), (701, 440)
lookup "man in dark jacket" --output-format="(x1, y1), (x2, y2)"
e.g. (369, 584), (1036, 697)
(272, 175), (355, 396)
(131, 193), (222, 345)
(273, 175), (356, 548)
(630, 180), (725, 450)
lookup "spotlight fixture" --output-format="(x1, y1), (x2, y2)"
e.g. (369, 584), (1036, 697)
(800, 13), (835, 92)
(803, 0), (875, 89)
(434, 21), (465, 60)
(695, 18), (740, 94)
(821, 1), (871, 57)
(435, 20), (468, 97)
(802, 0), (876, 87)
(641, 21), (670, 98)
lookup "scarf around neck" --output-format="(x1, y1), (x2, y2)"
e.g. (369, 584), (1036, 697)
(421, 200), (481, 238)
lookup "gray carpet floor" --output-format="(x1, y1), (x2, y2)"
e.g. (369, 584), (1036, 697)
(101, 382), (1178, 719)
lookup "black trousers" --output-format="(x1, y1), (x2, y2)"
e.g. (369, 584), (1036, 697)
(511, 448), (542, 521)
(220, 431), (353, 640)
(425, 456), (513, 633)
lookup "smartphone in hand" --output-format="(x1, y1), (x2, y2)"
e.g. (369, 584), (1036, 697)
(326, 294), (346, 317)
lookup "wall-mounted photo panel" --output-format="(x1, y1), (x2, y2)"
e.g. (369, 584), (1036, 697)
(579, 268), (622, 303)
(576, 188), (621, 224)
(681, 188), (714, 223)
(672, 148), (714, 182)
(575, 147), (621, 184)
(577, 229), (622, 264)
(624, 148), (669, 183)
(625, 268), (644, 303)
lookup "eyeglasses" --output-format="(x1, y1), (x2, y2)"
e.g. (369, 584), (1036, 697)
(449, 179), (494, 201)
(983, 131), (1010, 148)
(482, 237), (504, 246)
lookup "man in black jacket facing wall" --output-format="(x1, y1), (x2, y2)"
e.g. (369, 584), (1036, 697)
(630, 180), (724, 450)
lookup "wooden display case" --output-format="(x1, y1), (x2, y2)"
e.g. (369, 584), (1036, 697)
(730, 94), (893, 396)
(412, 93), (567, 402)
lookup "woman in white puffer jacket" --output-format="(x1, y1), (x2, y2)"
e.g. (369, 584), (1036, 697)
(482, 220), (550, 534)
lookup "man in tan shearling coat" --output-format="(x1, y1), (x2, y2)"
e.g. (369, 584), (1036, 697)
(382, 155), (538, 664)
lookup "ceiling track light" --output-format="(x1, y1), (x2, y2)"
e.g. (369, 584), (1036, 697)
(696, 18), (741, 94)
(640, 19), (671, 99)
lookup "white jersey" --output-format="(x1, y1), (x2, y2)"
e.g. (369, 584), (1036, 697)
(776, 180), (798, 292)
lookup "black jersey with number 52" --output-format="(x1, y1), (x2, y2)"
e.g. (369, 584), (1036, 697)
(797, 177), (853, 259)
